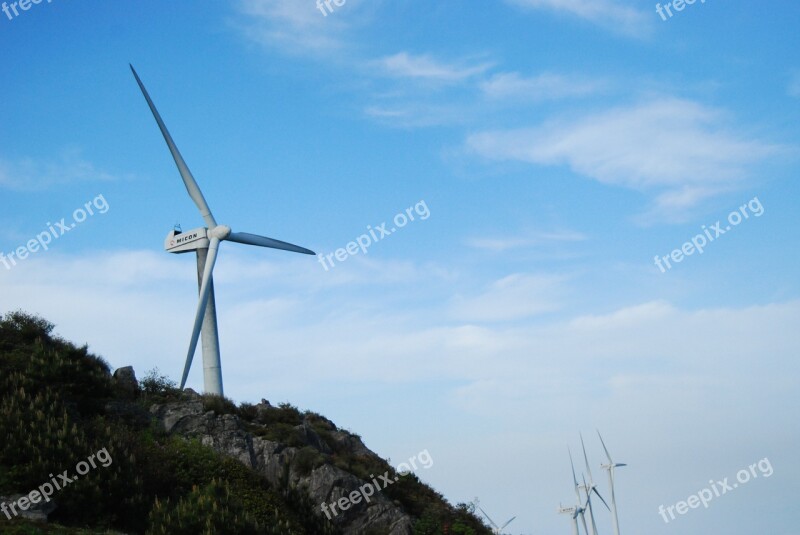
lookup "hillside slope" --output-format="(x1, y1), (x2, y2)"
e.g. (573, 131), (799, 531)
(0, 311), (491, 535)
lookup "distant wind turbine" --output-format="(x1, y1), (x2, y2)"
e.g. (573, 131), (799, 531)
(569, 449), (591, 535)
(598, 431), (626, 535)
(479, 506), (516, 535)
(580, 433), (611, 535)
(130, 65), (315, 396)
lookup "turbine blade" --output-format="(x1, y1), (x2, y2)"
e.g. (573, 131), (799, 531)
(581, 433), (594, 483)
(179, 237), (221, 388)
(587, 495), (599, 534)
(500, 516), (516, 529)
(593, 488), (611, 511)
(569, 448), (583, 505)
(569, 449), (579, 488)
(582, 474), (590, 505)
(227, 231), (315, 255)
(597, 430), (613, 464)
(579, 510), (590, 535)
(478, 506), (498, 529)
(130, 65), (217, 229)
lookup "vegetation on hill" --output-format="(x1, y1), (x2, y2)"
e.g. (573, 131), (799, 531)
(0, 311), (492, 534)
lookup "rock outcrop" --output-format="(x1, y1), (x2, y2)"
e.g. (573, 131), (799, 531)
(0, 494), (57, 522)
(112, 366), (139, 398)
(150, 398), (413, 534)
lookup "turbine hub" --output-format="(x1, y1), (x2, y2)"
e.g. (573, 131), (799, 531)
(210, 225), (232, 240)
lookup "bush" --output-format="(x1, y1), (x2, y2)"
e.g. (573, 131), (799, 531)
(201, 394), (238, 416)
(146, 479), (262, 535)
(140, 368), (180, 399)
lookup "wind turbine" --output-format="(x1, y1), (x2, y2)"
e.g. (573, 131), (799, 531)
(478, 506), (516, 535)
(598, 431), (626, 535)
(130, 65), (315, 396)
(569, 450), (590, 535)
(580, 433), (611, 535)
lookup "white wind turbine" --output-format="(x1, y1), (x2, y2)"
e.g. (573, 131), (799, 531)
(580, 433), (611, 535)
(478, 506), (516, 535)
(598, 431), (626, 535)
(569, 449), (591, 535)
(130, 65), (315, 396)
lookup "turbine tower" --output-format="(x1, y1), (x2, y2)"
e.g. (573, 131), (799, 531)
(130, 65), (315, 396)
(598, 431), (626, 535)
(580, 433), (611, 535)
(478, 506), (516, 535)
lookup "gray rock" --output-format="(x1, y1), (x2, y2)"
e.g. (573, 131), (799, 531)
(328, 429), (372, 457)
(297, 418), (333, 455)
(296, 464), (413, 535)
(112, 366), (139, 397)
(150, 398), (413, 534)
(0, 493), (57, 522)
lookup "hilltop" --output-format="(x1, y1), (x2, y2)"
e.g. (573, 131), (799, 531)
(0, 311), (492, 535)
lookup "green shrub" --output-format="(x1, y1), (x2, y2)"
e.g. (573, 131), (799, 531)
(201, 394), (238, 416)
(146, 478), (262, 535)
(139, 368), (181, 401)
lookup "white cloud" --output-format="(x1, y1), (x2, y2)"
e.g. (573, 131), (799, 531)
(466, 98), (780, 217)
(505, 0), (652, 37)
(234, 0), (359, 54)
(0, 149), (119, 191)
(374, 53), (491, 83)
(480, 72), (608, 101)
(364, 103), (473, 128)
(2, 249), (798, 535)
(449, 273), (565, 322)
(465, 230), (586, 252)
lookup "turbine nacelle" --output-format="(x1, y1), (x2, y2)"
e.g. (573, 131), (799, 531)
(164, 224), (233, 254)
(165, 227), (209, 253)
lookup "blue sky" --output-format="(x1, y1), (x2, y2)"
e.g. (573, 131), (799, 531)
(1, 0), (799, 533)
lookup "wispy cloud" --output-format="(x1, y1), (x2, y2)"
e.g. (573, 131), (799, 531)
(374, 52), (492, 83)
(0, 149), (118, 191)
(465, 230), (586, 252)
(449, 273), (565, 322)
(480, 72), (608, 101)
(362, 53), (494, 127)
(364, 102), (474, 128)
(234, 0), (359, 54)
(466, 98), (780, 218)
(504, 0), (651, 37)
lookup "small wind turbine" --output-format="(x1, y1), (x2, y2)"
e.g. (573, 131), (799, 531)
(580, 433), (611, 535)
(130, 65), (315, 396)
(569, 450), (591, 535)
(478, 506), (516, 535)
(598, 431), (626, 535)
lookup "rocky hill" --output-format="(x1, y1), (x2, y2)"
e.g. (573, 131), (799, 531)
(0, 311), (492, 534)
